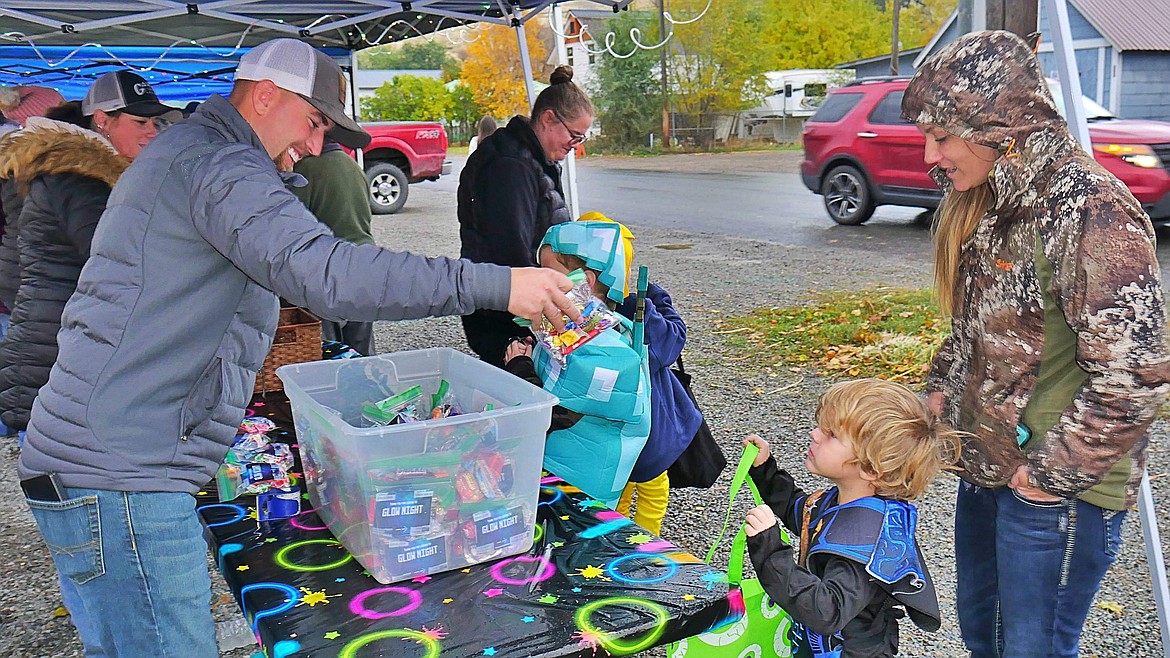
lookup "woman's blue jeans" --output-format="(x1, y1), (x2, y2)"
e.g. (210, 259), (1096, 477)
(25, 488), (217, 657)
(955, 480), (1126, 658)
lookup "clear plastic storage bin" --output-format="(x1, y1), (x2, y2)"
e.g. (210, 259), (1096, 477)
(277, 348), (557, 584)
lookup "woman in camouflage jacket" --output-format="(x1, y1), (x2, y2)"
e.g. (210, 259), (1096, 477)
(902, 31), (1170, 657)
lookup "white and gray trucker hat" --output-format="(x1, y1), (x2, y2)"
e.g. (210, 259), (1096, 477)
(81, 71), (173, 117)
(236, 38), (371, 149)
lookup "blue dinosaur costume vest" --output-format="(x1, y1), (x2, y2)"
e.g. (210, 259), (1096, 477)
(791, 489), (941, 658)
(533, 315), (651, 507)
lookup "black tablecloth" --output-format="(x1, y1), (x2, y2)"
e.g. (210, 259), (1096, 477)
(197, 388), (741, 657)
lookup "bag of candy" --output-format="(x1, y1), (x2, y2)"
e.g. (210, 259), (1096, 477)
(517, 269), (621, 363)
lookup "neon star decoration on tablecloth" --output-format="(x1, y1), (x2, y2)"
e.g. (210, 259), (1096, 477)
(412, 575), (432, 584)
(483, 588), (504, 598)
(323, 631), (340, 640)
(538, 594), (558, 604)
(483, 648), (497, 656)
(626, 533), (653, 545)
(521, 616), (536, 623)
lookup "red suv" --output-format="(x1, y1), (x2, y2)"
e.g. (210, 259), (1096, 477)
(801, 77), (1170, 226)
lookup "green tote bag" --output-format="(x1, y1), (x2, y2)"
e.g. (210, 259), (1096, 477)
(668, 443), (796, 658)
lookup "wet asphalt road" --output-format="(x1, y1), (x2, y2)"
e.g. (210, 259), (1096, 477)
(422, 154), (1170, 273)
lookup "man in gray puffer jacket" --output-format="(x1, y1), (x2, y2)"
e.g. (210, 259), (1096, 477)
(17, 39), (578, 658)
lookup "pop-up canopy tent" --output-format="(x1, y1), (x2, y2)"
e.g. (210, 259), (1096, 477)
(0, 0), (623, 49)
(1, 0), (631, 210)
(0, 44), (349, 102)
(0, 0), (631, 103)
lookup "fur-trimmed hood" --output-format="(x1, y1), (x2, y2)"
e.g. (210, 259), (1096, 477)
(0, 124), (128, 191)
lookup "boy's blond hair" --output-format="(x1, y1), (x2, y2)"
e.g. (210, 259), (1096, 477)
(815, 378), (960, 500)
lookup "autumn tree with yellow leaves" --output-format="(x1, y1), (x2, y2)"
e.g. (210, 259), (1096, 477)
(460, 22), (552, 119)
(666, 0), (955, 121)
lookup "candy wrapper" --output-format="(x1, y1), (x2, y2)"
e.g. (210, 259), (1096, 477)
(229, 440), (294, 468)
(430, 379), (463, 419)
(216, 461), (294, 501)
(215, 418), (295, 501)
(239, 417), (276, 435)
(362, 385), (426, 426)
(516, 269), (620, 363)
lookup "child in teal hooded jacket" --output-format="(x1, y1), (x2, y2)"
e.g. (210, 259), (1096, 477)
(503, 217), (651, 507)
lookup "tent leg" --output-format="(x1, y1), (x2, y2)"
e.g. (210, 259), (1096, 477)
(1138, 470), (1170, 655)
(551, 4), (579, 219)
(1041, 2), (1169, 652)
(349, 50), (364, 171)
(514, 5), (537, 110)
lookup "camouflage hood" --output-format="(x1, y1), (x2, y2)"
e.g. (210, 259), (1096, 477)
(901, 30), (1065, 154)
(901, 31), (1081, 211)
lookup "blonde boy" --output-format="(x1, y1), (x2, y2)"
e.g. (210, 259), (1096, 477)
(743, 378), (959, 657)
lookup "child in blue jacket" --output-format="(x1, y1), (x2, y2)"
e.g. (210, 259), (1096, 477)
(613, 279), (701, 535)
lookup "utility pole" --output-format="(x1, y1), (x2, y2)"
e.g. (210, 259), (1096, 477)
(658, 0), (670, 149)
(890, 0), (902, 75)
(984, 0), (1037, 38)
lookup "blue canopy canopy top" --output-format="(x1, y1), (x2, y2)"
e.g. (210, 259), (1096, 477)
(0, 0), (632, 99)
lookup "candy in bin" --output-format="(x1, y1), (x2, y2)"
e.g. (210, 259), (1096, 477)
(425, 418), (497, 454)
(367, 466), (452, 485)
(458, 504), (533, 562)
(362, 385), (426, 426)
(374, 534), (451, 579)
(369, 484), (454, 538)
(455, 450), (514, 503)
(515, 269), (620, 363)
(429, 379), (463, 419)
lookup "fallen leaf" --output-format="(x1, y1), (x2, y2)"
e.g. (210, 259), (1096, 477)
(52, 606), (69, 618)
(1097, 601), (1124, 615)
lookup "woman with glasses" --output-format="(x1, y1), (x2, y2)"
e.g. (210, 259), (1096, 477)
(458, 64), (594, 368)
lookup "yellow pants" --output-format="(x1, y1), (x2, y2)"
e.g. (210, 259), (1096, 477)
(617, 471), (669, 536)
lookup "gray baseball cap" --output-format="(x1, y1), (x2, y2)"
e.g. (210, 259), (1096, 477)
(236, 39), (371, 149)
(81, 71), (173, 118)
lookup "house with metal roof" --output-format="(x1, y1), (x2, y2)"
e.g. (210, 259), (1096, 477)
(913, 0), (1170, 121)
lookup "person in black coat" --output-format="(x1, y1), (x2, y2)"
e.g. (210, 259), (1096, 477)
(0, 72), (168, 432)
(458, 65), (594, 367)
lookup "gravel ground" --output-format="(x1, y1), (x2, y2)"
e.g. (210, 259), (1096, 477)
(2, 150), (1167, 657)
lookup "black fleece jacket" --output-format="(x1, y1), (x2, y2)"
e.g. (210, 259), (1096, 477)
(457, 116), (570, 367)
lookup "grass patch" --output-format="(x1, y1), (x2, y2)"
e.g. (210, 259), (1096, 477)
(719, 288), (949, 385)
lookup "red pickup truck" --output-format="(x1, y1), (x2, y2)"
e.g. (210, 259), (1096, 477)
(354, 121), (451, 214)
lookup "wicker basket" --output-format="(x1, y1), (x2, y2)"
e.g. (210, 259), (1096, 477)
(254, 306), (322, 396)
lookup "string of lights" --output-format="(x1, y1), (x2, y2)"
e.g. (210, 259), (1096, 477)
(548, 0), (711, 60)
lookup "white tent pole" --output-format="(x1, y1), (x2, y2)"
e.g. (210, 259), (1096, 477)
(552, 3), (580, 219)
(350, 50), (364, 171)
(1042, 0), (1170, 652)
(513, 4), (537, 109)
(1140, 471), (1170, 654)
(1043, 0), (1090, 147)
